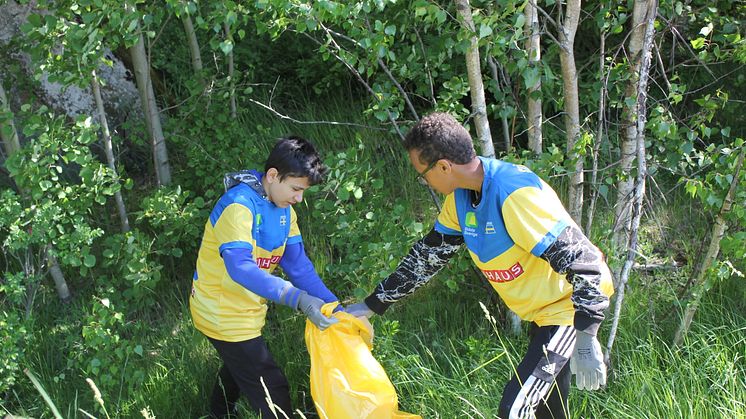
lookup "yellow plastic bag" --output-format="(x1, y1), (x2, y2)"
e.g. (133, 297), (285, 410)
(304, 303), (421, 419)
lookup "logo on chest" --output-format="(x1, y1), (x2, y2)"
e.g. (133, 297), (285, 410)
(463, 211), (478, 237)
(482, 262), (524, 283)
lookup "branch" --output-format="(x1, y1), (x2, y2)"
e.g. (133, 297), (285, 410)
(245, 98), (387, 131)
(303, 25), (405, 140)
(658, 14), (716, 78)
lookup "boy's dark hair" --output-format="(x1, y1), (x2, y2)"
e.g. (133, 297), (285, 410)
(265, 136), (328, 185)
(403, 112), (477, 165)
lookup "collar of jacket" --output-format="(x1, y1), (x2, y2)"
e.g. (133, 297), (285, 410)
(223, 169), (268, 200)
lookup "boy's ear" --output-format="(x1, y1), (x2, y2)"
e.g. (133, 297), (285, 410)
(265, 168), (279, 183)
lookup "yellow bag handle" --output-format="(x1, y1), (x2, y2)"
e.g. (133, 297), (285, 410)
(318, 302), (374, 347)
(320, 302), (340, 317)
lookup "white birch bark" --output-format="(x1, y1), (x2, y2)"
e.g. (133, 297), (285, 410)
(525, 0), (543, 155)
(613, 0), (657, 253)
(182, 14), (203, 73)
(456, 0), (495, 158)
(126, 3), (172, 186)
(605, 2), (657, 363)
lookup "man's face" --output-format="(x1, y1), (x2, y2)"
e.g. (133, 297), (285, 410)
(265, 170), (311, 208)
(408, 149), (454, 195)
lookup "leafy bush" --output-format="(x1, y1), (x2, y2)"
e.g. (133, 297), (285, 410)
(73, 294), (145, 394)
(99, 230), (168, 315)
(136, 186), (208, 262)
(0, 109), (118, 393)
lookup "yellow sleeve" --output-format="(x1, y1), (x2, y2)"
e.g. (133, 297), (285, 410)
(501, 184), (572, 256)
(213, 203), (255, 253)
(434, 193), (462, 235)
(287, 206), (302, 245)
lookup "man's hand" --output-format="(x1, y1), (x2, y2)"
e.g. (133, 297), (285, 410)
(297, 293), (338, 330)
(570, 331), (607, 390)
(346, 301), (374, 318)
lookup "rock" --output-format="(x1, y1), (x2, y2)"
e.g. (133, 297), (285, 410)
(0, 0), (141, 128)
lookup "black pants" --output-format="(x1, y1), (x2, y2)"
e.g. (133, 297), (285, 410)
(208, 336), (292, 419)
(498, 324), (576, 419)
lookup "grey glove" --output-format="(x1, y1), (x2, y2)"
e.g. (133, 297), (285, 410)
(297, 292), (338, 331)
(570, 330), (607, 390)
(346, 301), (374, 318)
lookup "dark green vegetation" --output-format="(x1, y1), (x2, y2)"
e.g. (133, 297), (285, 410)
(1, 0), (745, 418)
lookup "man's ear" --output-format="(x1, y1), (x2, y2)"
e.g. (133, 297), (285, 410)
(438, 159), (453, 174)
(266, 168), (279, 183)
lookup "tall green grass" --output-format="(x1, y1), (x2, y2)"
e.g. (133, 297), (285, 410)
(2, 99), (744, 419)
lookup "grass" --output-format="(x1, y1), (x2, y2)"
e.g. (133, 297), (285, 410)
(2, 99), (745, 418)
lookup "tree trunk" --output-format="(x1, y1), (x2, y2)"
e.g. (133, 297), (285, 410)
(126, 5), (172, 186)
(525, 0), (543, 156)
(182, 14), (203, 73)
(585, 32), (606, 234)
(605, 2), (656, 364)
(673, 147), (744, 346)
(456, 0), (494, 158)
(558, 0), (583, 225)
(92, 70), (130, 233)
(613, 0), (657, 254)
(1, 81), (71, 303)
(224, 22), (237, 119)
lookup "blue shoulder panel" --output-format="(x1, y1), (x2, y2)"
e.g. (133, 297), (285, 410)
(209, 184), (255, 227)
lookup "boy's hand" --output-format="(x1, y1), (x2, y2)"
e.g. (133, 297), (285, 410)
(297, 293), (338, 330)
(346, 301), (374, 318)
(570, 331), (607, 390)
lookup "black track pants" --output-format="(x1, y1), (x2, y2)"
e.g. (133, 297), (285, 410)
(208, 336), (292, 419)
(498, 324), (576, 419)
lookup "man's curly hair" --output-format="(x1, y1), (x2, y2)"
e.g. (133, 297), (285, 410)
(403, 112), (477, 165)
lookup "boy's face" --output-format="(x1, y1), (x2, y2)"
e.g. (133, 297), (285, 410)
(265, 169), (311, 208)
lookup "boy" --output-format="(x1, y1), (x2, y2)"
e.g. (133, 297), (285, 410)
(190, 136), (339, 418)
(348, 113), (614, 418)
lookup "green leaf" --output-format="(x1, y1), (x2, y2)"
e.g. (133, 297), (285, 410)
(84, 254), (96, 268)
(134, 345), (144, 356)
(479, 24), (492, 39)
(690, 37), (706, 49)
(219, 40), (234, 55)
(515, 14), (526, 29)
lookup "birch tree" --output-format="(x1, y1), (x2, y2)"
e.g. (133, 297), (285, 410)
(178, 1), (203, 74)
(456, 0), (494, 158)
(605, 1), (657, 362)
(525, 0), (543, 155)
(613, 0), (658, 253)
(557, 0), (583, 224)
(125, 2), (172, 186)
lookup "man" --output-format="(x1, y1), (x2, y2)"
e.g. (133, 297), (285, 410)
(190, 136), (339, 418)
(347, 113), (614, 418)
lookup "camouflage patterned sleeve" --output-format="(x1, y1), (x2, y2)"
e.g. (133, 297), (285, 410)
(540, 225), (611, 336)
(364, 229), (464, 314)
